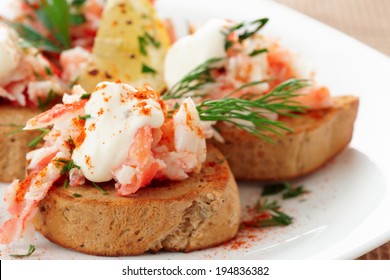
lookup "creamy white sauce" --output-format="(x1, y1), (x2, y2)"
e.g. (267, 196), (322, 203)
(0, 24), (21, 78)
(72, 82), (164, 182)
(164, 19), (228, 88)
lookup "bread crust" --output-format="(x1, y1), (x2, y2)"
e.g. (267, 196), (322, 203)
(0, 105), (41, 182)
(33, 144), (240, 256)
(211, 96), (359, 181)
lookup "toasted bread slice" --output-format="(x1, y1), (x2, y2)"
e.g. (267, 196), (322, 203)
(211, 96), (359, 181)
(33, 145), (240, 256)
(0, 105), (41, 182)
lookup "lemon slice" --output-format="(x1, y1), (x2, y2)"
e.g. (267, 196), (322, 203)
(78, 0), (170, 93)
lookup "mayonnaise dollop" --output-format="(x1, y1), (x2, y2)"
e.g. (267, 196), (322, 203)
(0, 24), (21, 79)
(164, 19), (228, 88)
(72, 82), (164, 182)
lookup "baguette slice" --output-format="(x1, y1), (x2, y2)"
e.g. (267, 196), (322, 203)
(211, 96), (359, 181)
(33, 144), (240, 256)
(0, 105), (41, 182)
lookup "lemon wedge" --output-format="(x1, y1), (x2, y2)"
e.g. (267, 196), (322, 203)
(79, 0), (170, 93)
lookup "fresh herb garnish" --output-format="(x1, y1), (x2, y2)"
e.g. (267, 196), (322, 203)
(72, 0), (87, 7)
(28, 128), (50, 148)
(79, 114), (91, 120)
(8, 23), (63, 52)
(243, 198), (293, 228)
(144, 32), (161, 48)
(34, 0), (71, 49)
(70, 14), (86, 25)
(223, 18), (269, 51)
(141, 64), (157, 74)
(10, 244), (36, 258)
(163, 57), (225, 100)
(80, 93), (91, 99)
(67, 137), (76, 151)
(138, 31), (161, 56)
(262, 182), (287, 196)
(37, 89), (55, 111)
(10, 0), (87, 52)
(73, 193), (82, 198)
(4, 124), (25, 136)
(249, 48), (268, 57)
(45, 66), (53, 75)
(254, 209), (293, 227)
(282, 182), (308, 199)
(262, 181), (308, 199)
(92, 182), (108, 195)
(54, 159), (80, 175)
(196, 79), (309, 141)
(63, 178), (69, 189)
(138, 36), (148, 56)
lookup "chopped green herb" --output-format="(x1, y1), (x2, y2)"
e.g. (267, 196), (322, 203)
(80, 93), (91, 99)
(92, 182), (108, 195)
(141, 64), (157, 74)
(79, 114), (91, 120)
(54, 159), (80, 175)
(262, 182), (287, 196)
(243, 198), (293, 228)
(63, 179), (69, 189)
(223, 18), (269, 51)
(10, 244), (36, 258)
(33, 71), (44, 81)
(138, 36), (148, 56)
(256, 198), (280, 212)
(70, 77), (80, 88)
(144, 32), (161, 48)
(38, 89), (55, 112)
(282, 182), (308, 199)
(249, 48), (268, 57)
(5, 124), (25, 136)
(44, 66), (53, 76)
(73, 193), (82, 198)
(253, 210), (293, 227)
(28, 128), (50, 148)
(72, 0), (87, 7)
(70, 14), (86, 25)
(138, 32), (161, 56)
(67, 137), (75, 151)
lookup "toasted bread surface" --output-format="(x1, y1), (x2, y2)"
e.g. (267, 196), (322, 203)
(211, 96), (359, 181)
(33, 145), (240, 256)
(0, 105), (41, 182)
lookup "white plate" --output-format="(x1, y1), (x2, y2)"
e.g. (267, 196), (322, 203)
(1, 0), (390, 260)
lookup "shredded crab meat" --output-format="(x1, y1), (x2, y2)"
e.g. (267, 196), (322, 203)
(0, 83), (211, 244)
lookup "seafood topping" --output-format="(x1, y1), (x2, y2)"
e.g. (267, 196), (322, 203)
(0, 81), (208, 244)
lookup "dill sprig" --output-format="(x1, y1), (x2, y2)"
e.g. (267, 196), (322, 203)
(162, 57), (225, 100)
(92, 182), (108, 195)
(223, 18), (269, 50)
(10, 244), (36, 258)
(242, 198), (293, 228)
(8, 0), (88, 52)
(28, 128), (50, 148)
(196, 79), (310, 141)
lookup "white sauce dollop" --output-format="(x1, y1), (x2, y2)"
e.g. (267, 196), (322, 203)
(72, 82), (164, 182)
(164, 19), (228, 88)
(0, 24), (21, 78)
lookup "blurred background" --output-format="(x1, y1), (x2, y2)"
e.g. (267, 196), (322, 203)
(276, 0), (390, 56)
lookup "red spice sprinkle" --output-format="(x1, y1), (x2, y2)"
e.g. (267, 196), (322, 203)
(85, 155), (92, 169)
(97, 108), (104, 116)
(88, 123), (96, 131)
(88, 69), (99, 76)
(105, 72), (113, 79)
